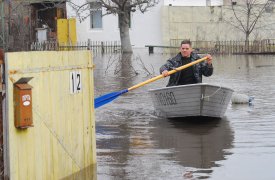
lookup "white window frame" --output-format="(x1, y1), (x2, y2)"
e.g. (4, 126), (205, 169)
(90, 2), (103, 29)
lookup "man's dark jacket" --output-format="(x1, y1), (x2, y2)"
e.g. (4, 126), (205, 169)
(160, 52), (213, 86)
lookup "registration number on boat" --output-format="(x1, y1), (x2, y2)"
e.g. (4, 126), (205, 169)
(154, 92), (177, 106)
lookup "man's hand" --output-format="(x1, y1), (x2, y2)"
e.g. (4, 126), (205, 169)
(162, 70), (169, 77)
(206, 54), (212, 65)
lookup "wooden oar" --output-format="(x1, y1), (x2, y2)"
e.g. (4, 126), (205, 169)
(94, 56), (208, 108)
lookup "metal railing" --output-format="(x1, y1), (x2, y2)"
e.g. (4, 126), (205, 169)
(30, 40), (121, 54)
(169, 39), (275, 54)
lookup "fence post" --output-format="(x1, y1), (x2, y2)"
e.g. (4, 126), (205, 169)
(222, 41), (224, 54)
(114, 41), (116, 53)
(232, 41), (236, 54)
(101, 41), (104, 54)
(222, 41), (225, 54)
(87, 39), (91, 50)
(217, 41), (220, 54)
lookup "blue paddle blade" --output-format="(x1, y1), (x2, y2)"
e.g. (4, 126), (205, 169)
(94, 89), (128, 108)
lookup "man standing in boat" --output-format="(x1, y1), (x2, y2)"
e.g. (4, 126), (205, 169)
(160, 39), (213, 86)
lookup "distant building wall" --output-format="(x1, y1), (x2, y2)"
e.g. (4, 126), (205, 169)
(223, 0), (268, 6)
(164, 0), (207, 6)
(210, 0), (223, 6)
(161, 5), (275, 46)
(164, 0), (224, 6)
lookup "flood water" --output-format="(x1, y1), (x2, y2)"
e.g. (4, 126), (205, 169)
(93, 49), (275, 180)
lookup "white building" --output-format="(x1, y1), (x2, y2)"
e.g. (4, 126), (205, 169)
(66, 0), (275, 48)
(66, 0), (224, 48)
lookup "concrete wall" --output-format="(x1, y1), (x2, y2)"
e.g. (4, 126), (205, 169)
(223, 0), (268, 5)
(164, 0), (207, 6)
(164, 0), (223, 6)
(161, 5), (275, 46)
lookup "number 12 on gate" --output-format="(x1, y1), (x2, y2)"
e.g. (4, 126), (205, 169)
(70, 71), (82, 94)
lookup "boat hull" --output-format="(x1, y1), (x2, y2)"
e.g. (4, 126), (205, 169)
(149, 83), (233, 118)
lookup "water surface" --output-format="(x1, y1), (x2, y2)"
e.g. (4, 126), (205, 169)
(94, 49), (275, 180)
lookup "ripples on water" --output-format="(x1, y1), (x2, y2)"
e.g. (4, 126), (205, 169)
(94, 50), (275, 180)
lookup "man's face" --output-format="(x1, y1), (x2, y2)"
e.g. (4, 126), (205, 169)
(180, 43), (192, 57)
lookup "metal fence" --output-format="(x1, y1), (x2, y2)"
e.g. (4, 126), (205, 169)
(170, 39), (275, 54)
(214, 40), (275, 54)
(30, 40), (121, 53)
(31, 39), (275, 54)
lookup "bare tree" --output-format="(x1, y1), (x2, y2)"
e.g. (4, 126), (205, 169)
(67, 0), (159, 53)
(227, 0), (274, 51)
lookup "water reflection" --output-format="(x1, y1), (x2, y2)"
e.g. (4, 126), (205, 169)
(116, 53), (137, 88)
(96, 114), (234, 179)
(151, 117), (233, 178)
(94, 51), (275, 180)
